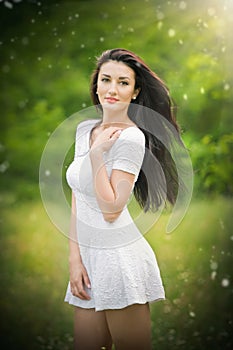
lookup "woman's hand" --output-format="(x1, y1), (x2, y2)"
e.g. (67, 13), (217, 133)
(90, 126), (122, 154)
(69, 257), (91, 300)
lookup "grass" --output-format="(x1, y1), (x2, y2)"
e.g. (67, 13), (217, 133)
(0, 194), (232, 349)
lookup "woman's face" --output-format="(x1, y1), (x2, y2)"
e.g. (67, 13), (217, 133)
(96, 60), (139, 109)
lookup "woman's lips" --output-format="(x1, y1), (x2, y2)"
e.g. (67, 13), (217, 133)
(105, 97), (119, 103)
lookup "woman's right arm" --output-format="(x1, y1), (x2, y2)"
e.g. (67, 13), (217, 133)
(69, 192), (91, 300)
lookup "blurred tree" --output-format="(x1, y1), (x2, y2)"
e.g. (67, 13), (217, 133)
(0, 0), (232, 197)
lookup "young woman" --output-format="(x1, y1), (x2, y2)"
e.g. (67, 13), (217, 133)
(65, 48), (182, 350)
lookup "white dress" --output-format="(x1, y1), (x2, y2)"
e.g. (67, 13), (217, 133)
(64, 119), (165, 311)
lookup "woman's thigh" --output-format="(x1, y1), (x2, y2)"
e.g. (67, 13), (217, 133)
(105, 303), (152, 350)
(74, 306), (112, 350)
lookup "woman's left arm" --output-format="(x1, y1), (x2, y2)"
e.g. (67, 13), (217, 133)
(89, 127), (136, 222)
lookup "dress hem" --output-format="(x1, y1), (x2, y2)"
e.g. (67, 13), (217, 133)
(64, 295), (165, 312)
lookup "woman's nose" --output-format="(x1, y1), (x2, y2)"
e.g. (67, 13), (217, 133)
(108, 82), (117, 95)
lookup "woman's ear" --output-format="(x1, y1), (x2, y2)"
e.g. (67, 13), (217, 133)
(132, 88), (141, 100)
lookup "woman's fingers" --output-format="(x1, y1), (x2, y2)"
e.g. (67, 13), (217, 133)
(91, 127), (122, 153)
(70, 266), (91, 300)
(76, 282), (91, 300)
(71, 281), (91, 300)
(106, 128), (122, 146)
(110, 129), (122, 139)
(83, 270), (91, 289)
(106, 127), (122, 138)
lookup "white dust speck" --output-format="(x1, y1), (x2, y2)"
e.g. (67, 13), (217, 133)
(0, 161), (10, 173)
(179, 39), (183, 45)
(157, 11), (164, 20)
(211, 271), (217, 280)
(230, 235), (233, 241)
(37, 57), (42, 61)
(164, 304), (171, 313)
(102, 12), (109, 19)
(200, 87), (205, 94)
(80, 44), (85, 48)
(207, 8), (216, 16)
(168, 28), (176, 37)
(179, 1), (187, 10)
(157, 21), (163, 30)
(18, 100), (27, 108)
(4, 1), (13, 9)
(2, 65), (10, 73)
(193, 331), (200, 337)
(31, 19), (35, 24)
(183, 94), (188, 100)
(82, 103), (86, 108)
(128, 27), (134, 32)
(99, 37), (105, 42)
(45, 170), (51, 177)
(189, 311), (195, 318)
(224, 83), (230, 91)
(221, 278), (230, 287)
(219, 219), (225, 229)
(210, 260), (218, 270)
(75, 13), (79, 18)
(30, 213), (37, 221)
(71, 31), (75, 36)
(22, 37), (29, 45)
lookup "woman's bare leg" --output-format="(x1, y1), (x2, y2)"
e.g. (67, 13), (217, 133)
(105, 303), (152, 350)
(74, 307), (112, 350)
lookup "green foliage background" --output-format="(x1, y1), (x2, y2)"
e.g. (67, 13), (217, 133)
(0, 0), (232, 349)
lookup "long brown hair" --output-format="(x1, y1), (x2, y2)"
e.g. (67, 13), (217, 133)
(90, 48), (184, 212)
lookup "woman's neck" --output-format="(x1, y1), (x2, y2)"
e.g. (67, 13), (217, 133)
(101, 110), (134, 127)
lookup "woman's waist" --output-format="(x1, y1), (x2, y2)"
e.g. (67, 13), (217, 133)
(76, 219), (142, 249)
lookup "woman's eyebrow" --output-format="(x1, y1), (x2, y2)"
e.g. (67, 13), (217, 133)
(119, 76), (130, 80)
(101, 73), (131, 80)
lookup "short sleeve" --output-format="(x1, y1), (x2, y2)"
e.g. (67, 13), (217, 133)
(111, 127), (145, 180)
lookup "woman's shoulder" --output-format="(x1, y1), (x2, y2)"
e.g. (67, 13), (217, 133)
(119, 126), (145, 145)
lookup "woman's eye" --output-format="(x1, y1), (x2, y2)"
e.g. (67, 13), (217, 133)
(101, 78), (109, 82)
(120, 81), (129, 85)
